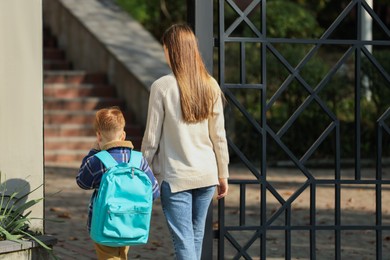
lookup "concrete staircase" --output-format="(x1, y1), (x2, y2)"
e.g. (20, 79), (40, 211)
(43, 27), (142, 167)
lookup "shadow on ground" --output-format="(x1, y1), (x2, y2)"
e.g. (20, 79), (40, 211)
(44, 165), (390, 259)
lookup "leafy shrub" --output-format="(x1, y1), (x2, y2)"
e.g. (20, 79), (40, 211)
(0, 173), (55, 255)
(115, 0), (186, 39)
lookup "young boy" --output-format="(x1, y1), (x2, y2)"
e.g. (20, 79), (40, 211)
(76, 107), (160, 260)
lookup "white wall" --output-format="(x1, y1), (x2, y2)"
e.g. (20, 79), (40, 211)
(0, 0), (43, 230)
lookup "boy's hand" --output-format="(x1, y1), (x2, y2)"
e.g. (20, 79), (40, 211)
(217, 178), (228, 199)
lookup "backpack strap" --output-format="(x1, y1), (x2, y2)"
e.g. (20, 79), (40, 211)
(95, 150), (118, 169)
(129, 150), (143, 169)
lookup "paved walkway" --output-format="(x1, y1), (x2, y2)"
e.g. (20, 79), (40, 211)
(44, 165), (390, 259)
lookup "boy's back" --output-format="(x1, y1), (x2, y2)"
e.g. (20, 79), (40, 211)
(75, 107), (159, 260)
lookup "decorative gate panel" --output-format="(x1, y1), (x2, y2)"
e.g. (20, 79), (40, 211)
(213, 0), (390, 259)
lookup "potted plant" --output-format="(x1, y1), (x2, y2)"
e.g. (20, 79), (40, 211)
(0, 172), (57, 259)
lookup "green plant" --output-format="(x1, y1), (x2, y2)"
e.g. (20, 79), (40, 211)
(116, 0), (186, 39)
(0, 172), (54, 255)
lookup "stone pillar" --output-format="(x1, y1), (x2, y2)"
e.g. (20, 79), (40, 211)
(0, 0), (44, 231)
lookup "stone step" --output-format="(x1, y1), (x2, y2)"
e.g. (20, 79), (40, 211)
(44, 48), (65, 60)
(43, 110), (133, 124)
(44, 136), (142, 150)
(44, 71), (107, 84)
(42, 29), (143, 166)
(44, 124), (142, 137)
(43, 36), (57, 48)
(44, 97), (124, 110)
(45, 136), (96, 150)
(43, 84), (116, 98)
(44, 60), (72, 70)
(43, 37), (58, 49)
(44, 140), (142, 165)
(44, 150), (89, 165)
(44, 110), (97, 124)
(43, 27), (57, 46)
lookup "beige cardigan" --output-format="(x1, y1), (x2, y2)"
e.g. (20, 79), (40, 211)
(141, 74), (229, 193)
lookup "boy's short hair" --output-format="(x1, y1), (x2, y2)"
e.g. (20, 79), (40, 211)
(94, 107), (125, 133)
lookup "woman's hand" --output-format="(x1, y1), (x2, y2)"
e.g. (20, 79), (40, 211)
(217, 178), (228, 199)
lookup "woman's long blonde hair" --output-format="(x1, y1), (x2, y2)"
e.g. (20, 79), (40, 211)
(162, 24), (220, 123)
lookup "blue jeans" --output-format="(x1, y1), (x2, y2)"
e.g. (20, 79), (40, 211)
(161, 181), (216, 260)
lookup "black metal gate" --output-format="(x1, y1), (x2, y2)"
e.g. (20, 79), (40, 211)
(190, 0), (390, 259)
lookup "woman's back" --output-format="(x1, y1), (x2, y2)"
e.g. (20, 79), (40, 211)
(141, 24), (229, 260)
(142, 74), (229, 193)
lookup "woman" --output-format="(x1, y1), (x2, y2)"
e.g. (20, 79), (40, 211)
(141, 24), (229, 260)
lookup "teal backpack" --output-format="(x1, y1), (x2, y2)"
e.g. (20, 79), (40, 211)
(90, 150), (153, 246)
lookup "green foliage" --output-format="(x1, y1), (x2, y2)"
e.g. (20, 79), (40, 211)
(362, 50), (390, 116)
(266, 0), (322, 38)
(115, 0), (186, 39)
(222, 0), (327, 161)
(291, 0), (329, 12)
(360, 50), (390, 158)
(0, 173), (55, 256)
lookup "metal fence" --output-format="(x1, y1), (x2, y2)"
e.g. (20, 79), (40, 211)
(190, 0), (390, 259)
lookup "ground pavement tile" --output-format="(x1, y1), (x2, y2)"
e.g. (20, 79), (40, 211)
(45, 165), (390, 259)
